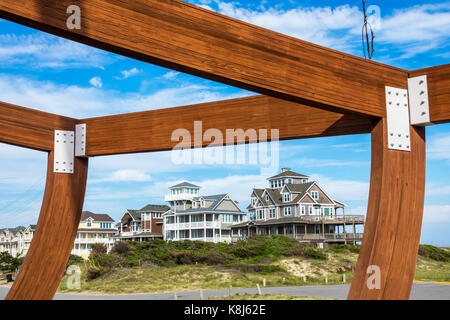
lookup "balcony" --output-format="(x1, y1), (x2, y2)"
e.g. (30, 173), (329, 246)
(295, 233), (364, 242)
(165, 221), (221, 230)
(164, 193), (197, 202)
(74, 238), (115, 244)
(170, 236), (231, 243)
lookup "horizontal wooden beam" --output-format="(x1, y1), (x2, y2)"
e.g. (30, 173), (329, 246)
(0, 101), (76, 151)
(81, 95), (373, 156)
(0, 0), (408, 117)
(410, 64), (450, 124)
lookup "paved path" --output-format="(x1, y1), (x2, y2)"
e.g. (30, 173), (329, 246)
(1, 282), (449, 300)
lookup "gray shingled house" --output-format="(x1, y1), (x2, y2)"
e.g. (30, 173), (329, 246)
(231, 168), (365, 246)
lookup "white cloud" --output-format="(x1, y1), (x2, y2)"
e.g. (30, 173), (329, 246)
(427, 133), (450, 162)
(215, 2), (361, 51)
(0, 74), (249, 118)
(197, 1), (450, 60)
(0, 33), (110, 69)
(89, 76), (103, 88)
(114, 67), (142, 80)
(294, 158), (367, 168)
(309, 174), (370, 201)
(89, 169), (152, 183)
(423, 205), (450, 223)
(162, 71), (180, 80)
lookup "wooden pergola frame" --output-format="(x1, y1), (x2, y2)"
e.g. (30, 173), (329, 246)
(0, 0), (448, 300)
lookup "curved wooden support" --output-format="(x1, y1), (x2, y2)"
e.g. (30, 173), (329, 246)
(6, 151), (88, 300)
(348, 118), (426, 299)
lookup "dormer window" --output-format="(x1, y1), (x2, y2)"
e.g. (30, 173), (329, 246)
(266, 194), (269, 201)
(201, 200), (205, 208)
(283, 193), (291, 202)
(311, 191), (319, 200)
(192, 201), (197, 208)
(87, 220), (92, 227)
(251, 197), (257, 206)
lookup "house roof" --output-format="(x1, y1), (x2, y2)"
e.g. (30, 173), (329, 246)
(81, 211), (115, 222)
(124, 204), (170, 221)
(283, 182), (315, 194)
(0, 226), (26, 235)
(169, 181), (200, 189)
(139, 204), (170, 212)
(168, 194), (244, 214)
(248, 182), (317, 207)
(267, 170), (309, 180)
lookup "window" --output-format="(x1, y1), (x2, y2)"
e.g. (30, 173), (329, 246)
(266, 194), (270, 201)
(269, 208), (276, 219)
(311, 191), (319, 200)
(250, 212), (256, 221)
(288, 178), (292, 184)
(308, 206), (313, 215)
(283, 193), (291, 202)
(300, 205), (306, 215)
(251, 198), (257, 205)
(257, 209), (265, 220)
(302, 179), (307, 184)
(87, 220), (92, 227)
(283, 207), (292, 216)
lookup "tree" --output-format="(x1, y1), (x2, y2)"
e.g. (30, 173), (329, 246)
(0, 252), (23, 273)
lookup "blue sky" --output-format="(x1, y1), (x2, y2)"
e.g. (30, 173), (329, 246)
(0, 0), (449, 245)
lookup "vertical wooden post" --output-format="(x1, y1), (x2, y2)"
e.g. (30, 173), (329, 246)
(6, 151), (88, 300)
(348, 118), (426, 300)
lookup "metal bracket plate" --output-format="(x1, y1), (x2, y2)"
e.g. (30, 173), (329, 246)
(408, 75), (431, 126)
(75, 123), (87, 157)
(54, 130), (74, 173)
(385, 86), (411, 152)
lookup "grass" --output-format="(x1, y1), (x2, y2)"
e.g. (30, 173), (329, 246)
(57, 239), (450, 295)
(209, 294), (336, 300)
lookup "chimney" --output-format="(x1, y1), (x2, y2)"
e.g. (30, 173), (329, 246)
(281, 168), (291, 173)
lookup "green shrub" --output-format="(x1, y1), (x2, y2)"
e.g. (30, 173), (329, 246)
(286, 242), (305, 256)
(329, 244), (360, 254)
(111, 241), (130, 255)
(418, 245), (450, 262)
(86, 266), (103, 280)
(90, 253), (126, 269)
(90, 243), (107, 255)
(303, 246), (328, 260)
(67, 254), (84, 267)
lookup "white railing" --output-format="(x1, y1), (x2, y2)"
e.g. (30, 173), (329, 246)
(171, 236), (231, 243)
(165, 221), (221, 230)
(74, 238), (114, 244)
(119, 231), (139, 236)
(164, 194), (197, 202)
